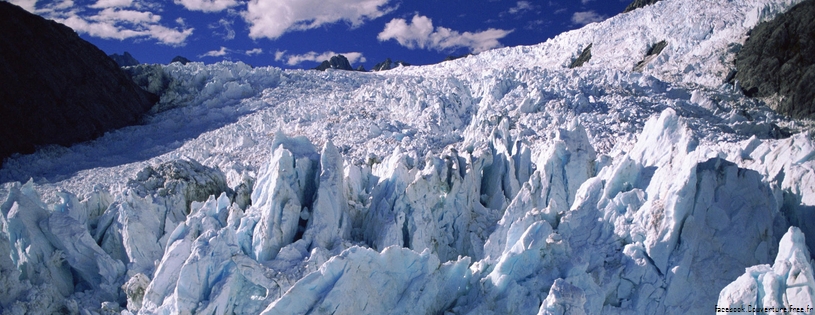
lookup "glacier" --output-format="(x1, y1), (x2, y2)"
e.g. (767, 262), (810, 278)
(1, 0), (815, 314)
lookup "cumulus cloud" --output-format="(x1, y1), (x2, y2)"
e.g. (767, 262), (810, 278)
(571, 10), (607, 26)
(274, 50), (366, 66)
(378, 14), (513, 53)
(91, 8), (161, 24)
(246, 48), (263, 55)
(52, 8), (194, 46)
(200, 46), (230, 57)
(243, 0), (394, 39)
(147, 24), (194, 45)
(174, 0), (237, 12)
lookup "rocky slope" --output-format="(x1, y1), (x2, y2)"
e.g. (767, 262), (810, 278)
(110, 52), (141, 67)
(0, 2), (157, 166)
(623, 0), (663, 13)
(371, 58), (410, 71)
(734, 0), (815, 119)
(313, 55), (355, 71)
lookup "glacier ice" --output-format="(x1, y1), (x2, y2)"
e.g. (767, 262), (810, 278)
(718, 227), (815, 314)
(1, 0), (815, 313)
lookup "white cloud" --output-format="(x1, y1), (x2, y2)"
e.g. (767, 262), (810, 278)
(243, 0), (394, 39)
(209, 18), (235, 40)
(508, 1), (533, 15)
(246, 48), (263, 56)
(89, 0), (132, 9)
(36, 0), (74, 14)
(60, 15), (147, 40)
(581, 0), (594, 4)
(54, 9), (193, 46)
(571, 10), (607, 26)
(174, 0), (237, 12)
(91, 8), (160, 24)
(148, 24), (194, 45)
(274, 50), (366, 66)
(200, 46), (230, 57)
(378, 14), (513, 53)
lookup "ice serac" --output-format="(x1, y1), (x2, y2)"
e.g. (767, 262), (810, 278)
(483, 118), (595, 261)
(1, 182), (74, 297)
(141, 193), (273, 315)
(718, 227), (815, 313)
(41, 211), (125, 300)
(303, 140), (350, 250)
(260, 246), (471, 315)
(244, 133), (318, 262)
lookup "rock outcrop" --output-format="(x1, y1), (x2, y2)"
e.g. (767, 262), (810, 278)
(171, 55), (191, 65)
(0, 2), (157, 164)
(633, 40), (667, 72)
(371, 58), (410, 71)
(313, 55), (354, 71)
(568, 43), (592, 68)
(110, 52), (140, 67)
(733, 0), (815, 119)
(623, 0), (663, 13)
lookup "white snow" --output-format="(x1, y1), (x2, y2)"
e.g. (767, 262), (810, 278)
(1, 0), (815, 313)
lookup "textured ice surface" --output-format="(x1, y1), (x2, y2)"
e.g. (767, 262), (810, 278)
(1, 0), (815, 313)
(718, 227), (815, 314)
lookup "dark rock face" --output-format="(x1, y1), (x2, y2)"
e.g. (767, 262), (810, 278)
(355, 65), (366, 71)
(110, 51), (140, 67)
(0, 2), (157, 164)
(371, 58), (410, 71)
(569, 44), (592, 68)
(171, 55), (191, 65)
(623, 0), (663, 13)
(733, 0), (815, 119)
(633, 40), (667, 72)
(313, 55), (354, 71)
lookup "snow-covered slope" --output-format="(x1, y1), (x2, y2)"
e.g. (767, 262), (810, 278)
(1, 0), (815, 314)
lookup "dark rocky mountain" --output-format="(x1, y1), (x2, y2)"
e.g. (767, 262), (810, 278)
(313, 55), (354, 71)
(355, 65), (366, 71)
(568, 43), (593, 68)
(171, 55), (191, 65)
(371, 58), (410, 71)
(623, 0), (663, 13)
(733, 0), (815, 119)
(109, 51), (140, 67)
(0, 1), (157, 165)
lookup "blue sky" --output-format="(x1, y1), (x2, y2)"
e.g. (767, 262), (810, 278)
(11, 0), (630, 69)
